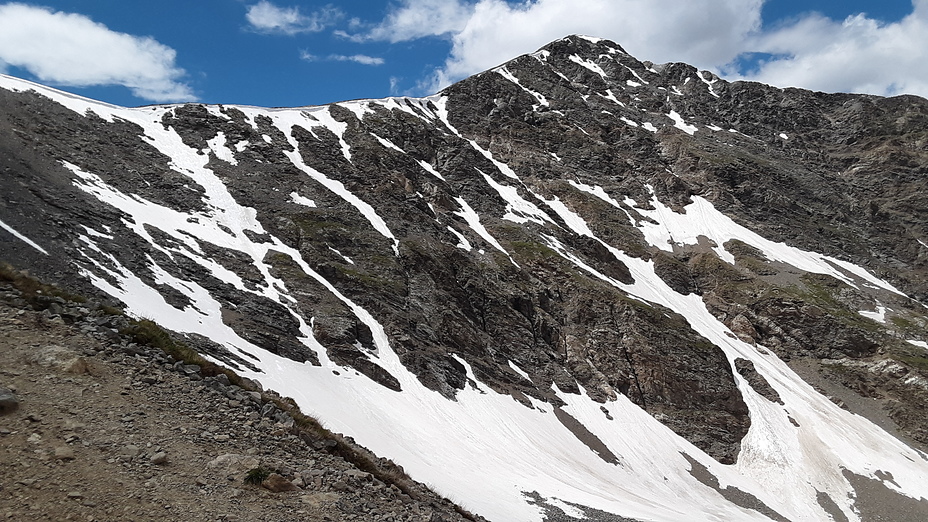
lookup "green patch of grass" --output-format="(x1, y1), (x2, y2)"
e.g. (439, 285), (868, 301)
(291, 213), (351, 238)
(334, 265), (403, 293)
(723, 241), (776, 276)
(119, 318), (247, 388)
(100, 305), (124, 316)
(510, 240), (558, 259)
(897, 355), (928, 372)
(0, 262), (87, 305)
(784, 274), (885, 332)
(890, 316), (916, 328)
(724, 239), (766, 259)
(889, 315), (925, 333)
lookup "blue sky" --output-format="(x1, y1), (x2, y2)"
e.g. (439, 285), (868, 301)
(0, 1), (924, 108)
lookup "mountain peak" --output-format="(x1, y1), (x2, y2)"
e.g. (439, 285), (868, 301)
(2, 35), (928, 522)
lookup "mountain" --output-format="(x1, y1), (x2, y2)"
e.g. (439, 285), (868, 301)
(2, 34), (928, 521)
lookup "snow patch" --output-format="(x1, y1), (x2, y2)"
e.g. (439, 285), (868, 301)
(858, 306), (887, 323)
(508, 361), (532, 382)
(696, 71), (720, 98)
(206, 132), (238, 165)
(305, 106), (353, 162)
(575, 35), (604, 43)
(418, 160), (446, 181)
(598, 89), (624, 106)
(81, 225), (113, 240)
(371, 133), (405, 153)
(446, 226), (472, 251)
(569, 55), (608, 79)
(339, 101), (374, 121)
(289, 192), (316, 208)
(259, 109), (400, 255)
(0, 217), (49, 255)
(495, 67), (549, 109)
(623, 66), (649, 85)
(545, 498), (586, 519)
(478, 169), (553, 226)
(627, 189), (904, 294)
(667, 111), (697, 135)
(568, 181), (636, 225)
(468, 140), (520, 179)
(328, 247), (354, 264)
(453, 197), (513, 264)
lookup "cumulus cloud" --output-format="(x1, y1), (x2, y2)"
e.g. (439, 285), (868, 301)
(361, 0), (474, 42)
(730, 1), (928, 97)
(246, 1), (341, 35)
(300, 51), (384, 65)
(0, 3), (194, 102)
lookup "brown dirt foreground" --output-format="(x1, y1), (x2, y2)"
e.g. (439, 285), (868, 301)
(0, 284), (481, 522)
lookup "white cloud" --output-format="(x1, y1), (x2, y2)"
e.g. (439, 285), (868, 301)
(300, 51), (384, 66)
(331, 54), (385, 66)
(246, 1), (341, 35)
(362, 0), (474, 42)
(0, 3), (194, 102)
(730, 1), (928, 97)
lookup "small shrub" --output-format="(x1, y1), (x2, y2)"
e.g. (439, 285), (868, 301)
(243, 467), (271, 485)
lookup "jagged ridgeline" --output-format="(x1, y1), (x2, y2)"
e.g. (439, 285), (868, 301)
(2, 35), (928, 521)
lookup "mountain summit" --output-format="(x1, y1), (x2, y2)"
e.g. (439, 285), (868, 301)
(2, 35), (928, 521)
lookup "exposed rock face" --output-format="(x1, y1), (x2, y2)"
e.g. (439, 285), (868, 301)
(734, 358), (783, 405)
(1, 35), (927, 475)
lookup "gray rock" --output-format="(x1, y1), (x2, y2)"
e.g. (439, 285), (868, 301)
(0, 387), (19, 415)
(120, 444), (141, 458)
(54, 446), (76, 460)
(150, 452), (168, 465)
(27, 346), (89, 374)
(206, 453), (260, 474)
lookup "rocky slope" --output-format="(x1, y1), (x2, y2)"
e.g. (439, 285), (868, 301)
(2, 35), (928, 521)
(0, 273), (481, 521)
